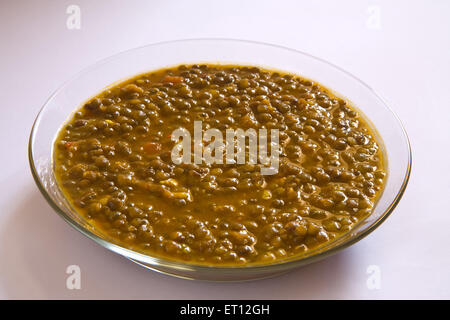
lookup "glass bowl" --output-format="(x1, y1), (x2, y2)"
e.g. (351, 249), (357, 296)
(29, 39), (411, 281)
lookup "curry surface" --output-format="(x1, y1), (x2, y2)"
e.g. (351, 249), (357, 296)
(54, 64), (386, 265)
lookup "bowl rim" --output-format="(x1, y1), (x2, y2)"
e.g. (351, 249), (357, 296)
(28, 38), (412, 273)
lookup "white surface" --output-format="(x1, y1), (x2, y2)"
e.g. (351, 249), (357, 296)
(0, 0), (449, 299)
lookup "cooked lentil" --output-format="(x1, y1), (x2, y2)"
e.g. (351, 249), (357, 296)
(54, 64), (386, 265)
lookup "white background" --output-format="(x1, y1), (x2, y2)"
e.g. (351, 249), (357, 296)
(0, 0), (449, 299)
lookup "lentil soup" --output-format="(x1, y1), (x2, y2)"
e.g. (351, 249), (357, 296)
(53, 64), (386, 266)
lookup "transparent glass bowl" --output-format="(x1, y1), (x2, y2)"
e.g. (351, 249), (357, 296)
(29, 39), (411, 281)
